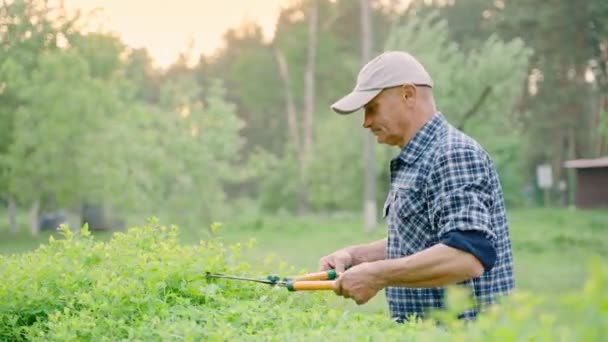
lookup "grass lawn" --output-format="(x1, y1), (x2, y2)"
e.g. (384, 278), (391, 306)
(1, 207), (607, 316)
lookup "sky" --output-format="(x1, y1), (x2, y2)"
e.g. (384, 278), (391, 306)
(62, 0), (290, 68)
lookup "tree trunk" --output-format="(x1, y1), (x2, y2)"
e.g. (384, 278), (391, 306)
(273, 45), (308, 213)
(303, 0), (317, 159)
(29, 198), (40, 236)
(361, 0), (376, 232)
(298, 0), (318, 215)
(8, 196), (18, 234)
(273, 46), (300, 153)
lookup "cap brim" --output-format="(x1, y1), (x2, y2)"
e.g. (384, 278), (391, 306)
(330, 89), (381, 115)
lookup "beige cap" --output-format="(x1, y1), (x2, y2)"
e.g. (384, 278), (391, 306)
(330, 51), (433, 114)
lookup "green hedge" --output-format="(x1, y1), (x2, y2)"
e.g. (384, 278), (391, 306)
(0, 219), (606, 341)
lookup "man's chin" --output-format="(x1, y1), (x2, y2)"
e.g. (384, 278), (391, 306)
(375, 136), (388, 145)
(371, 132), (392, 146)
(375, 136), (399, 147)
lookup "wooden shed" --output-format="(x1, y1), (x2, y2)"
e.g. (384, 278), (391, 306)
(563, 157), (608, 209)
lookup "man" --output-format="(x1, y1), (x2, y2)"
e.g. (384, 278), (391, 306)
(319, 51), (514, 322)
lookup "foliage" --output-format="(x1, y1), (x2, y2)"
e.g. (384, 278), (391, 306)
(491, 0), (608, 202)
(2, 31), (248, 229)
(306, 113), (394, 212)
(2, 0), (608, 230)
(199, 23), (287, 157)
(0, 0), (83, 198)
(150, 76), (247, 227)
(0, 219), (606, 341)
(7, 49), (110, 206)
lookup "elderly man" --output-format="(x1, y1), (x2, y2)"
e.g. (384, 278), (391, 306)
(319, 51), (514, 322)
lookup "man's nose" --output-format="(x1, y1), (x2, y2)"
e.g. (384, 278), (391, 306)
(362, 112), (372, 128)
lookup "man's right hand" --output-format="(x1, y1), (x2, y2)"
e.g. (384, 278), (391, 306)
(318, 249), (353, 273)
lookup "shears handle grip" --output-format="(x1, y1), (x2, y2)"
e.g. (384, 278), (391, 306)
(292, 269), (339, 281)
(287, 280), (336, 291)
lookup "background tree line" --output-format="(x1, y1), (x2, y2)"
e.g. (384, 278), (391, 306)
(1, 0), (607, 235)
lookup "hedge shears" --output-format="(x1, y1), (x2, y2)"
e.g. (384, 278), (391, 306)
(205, 269), (339, 292)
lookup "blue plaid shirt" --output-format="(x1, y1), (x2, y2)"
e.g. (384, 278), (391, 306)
(382, 112), (514, 322)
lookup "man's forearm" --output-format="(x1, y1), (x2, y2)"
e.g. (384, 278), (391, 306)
(346, 238), (386, 265)
(373, 243), (484, 288)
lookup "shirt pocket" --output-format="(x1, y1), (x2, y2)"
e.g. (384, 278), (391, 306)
(382, 189), (396, 218)
(392, 186), (433, 253)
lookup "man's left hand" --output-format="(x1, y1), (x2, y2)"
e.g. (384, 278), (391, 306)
(333, 262), (384, 305)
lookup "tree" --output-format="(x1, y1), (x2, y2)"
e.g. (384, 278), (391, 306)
(270, 0), (320, 214)
(0, 0), (82, 233)
(361, 0), (377, 232)
(124, 48), (161, 104)
(198, 22), (286, 158)
(6, 50), (112, 235)
(490, 0), (608, 204)
(138, 76), (246, 229)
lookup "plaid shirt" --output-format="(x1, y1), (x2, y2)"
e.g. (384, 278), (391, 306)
(382, 112), (514, 322)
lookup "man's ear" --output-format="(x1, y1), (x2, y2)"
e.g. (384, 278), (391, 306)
(401, 84), (417, 104)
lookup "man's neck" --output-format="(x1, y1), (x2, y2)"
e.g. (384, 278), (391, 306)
(398, 107), (436, 148)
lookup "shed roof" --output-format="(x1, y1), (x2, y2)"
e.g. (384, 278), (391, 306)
(563, 157), (608, 169)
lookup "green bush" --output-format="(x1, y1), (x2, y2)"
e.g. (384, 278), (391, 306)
(0, 219), (606, 341)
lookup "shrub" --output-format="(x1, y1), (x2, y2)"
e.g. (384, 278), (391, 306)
(0, 219), (606, 341)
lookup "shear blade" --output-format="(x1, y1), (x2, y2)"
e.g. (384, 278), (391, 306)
(205, 272), (277, 285)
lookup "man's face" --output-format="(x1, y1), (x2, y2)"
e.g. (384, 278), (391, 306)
(362, 86), (413, 147)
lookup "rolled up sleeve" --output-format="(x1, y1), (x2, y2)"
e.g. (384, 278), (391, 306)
(428, 146), (497, 271)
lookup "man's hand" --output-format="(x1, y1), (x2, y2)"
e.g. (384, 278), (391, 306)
(333, 262), (384, 305)
(318, 249), (353, 273)
(318, 239), (387, 274)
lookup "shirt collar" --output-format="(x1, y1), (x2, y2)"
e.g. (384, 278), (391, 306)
(396, 112), (446, 166)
